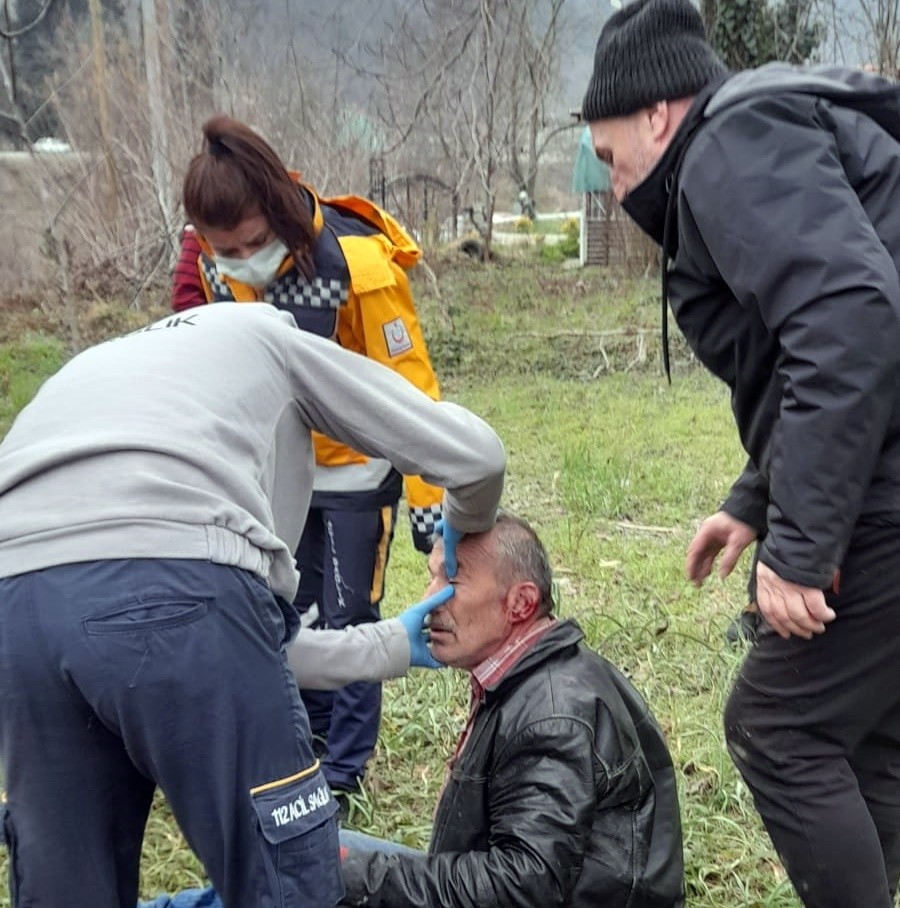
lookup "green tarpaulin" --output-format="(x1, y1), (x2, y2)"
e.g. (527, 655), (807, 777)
(572, 126), (610, 194)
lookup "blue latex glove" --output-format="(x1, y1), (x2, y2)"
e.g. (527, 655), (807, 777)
(434, 519), (463, 579)
(397, 585), (454, 669)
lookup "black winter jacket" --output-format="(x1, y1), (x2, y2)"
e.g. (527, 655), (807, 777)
(340, 619), (684, 908)
(628, 64), (900, 589)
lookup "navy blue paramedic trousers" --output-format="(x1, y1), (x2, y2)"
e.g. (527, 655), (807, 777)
(725, 524), (900, 908)
(0, 559), (342, 908)
(294, 504), (396, 791)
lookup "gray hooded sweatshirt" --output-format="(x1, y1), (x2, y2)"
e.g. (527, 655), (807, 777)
(0, 303), (505, 601)
(287, 621), (409, 690)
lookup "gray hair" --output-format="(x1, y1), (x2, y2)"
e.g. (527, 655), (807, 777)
(492, 511), (555, 617)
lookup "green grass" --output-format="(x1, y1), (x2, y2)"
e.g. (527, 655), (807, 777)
(0, 258), (816, 906)
(0, 334), (68, 435)
(531, 215), (575, 235)
(370, 365), (794, 907)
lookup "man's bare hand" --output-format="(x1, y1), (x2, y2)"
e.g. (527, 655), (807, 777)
(756, 561), (836, 640)
(686, 511), (757, 586)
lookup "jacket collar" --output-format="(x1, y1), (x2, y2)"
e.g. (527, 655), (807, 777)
(481, 618), (586, 697)
(617, 75), (728, 381)
(471, 616), (555, 695)
(621, 76), (727, 251)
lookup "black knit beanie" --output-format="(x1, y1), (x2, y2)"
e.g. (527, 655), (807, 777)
(581, 0), (727, 120)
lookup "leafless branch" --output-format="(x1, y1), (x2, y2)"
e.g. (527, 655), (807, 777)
(0, 0), (54, 39)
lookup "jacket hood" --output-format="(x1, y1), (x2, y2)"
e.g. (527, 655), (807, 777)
(320, 193), (421, 269)
(706, 62), (900, 121)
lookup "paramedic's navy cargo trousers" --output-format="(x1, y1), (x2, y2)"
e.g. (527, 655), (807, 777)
(295, 504), (396, 791)
(0, 558), (342, 908)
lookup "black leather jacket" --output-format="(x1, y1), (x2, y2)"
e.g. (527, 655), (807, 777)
(340, 620), (684, 908)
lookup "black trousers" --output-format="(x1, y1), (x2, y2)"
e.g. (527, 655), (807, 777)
(725, 524), (900, 907)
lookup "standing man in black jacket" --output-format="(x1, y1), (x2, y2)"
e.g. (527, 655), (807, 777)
(581, 1), (900, 905)
(339, 512), (684, 908)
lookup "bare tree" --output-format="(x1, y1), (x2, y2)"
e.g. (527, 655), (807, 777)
(1, 0), (367, 313)
(821, 0), (898, 75)
(0, 0), (57, 144)
(350, 0), (574, 261)
(505, 0), (573, 204)
(0, 28), (79, 346)
(140, 0), (175, 236)
(0, 0), (576, 310)
(856, 0), (900, 74)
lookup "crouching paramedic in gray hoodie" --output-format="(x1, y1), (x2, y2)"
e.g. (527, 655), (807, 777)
(0, 302), (505, 908)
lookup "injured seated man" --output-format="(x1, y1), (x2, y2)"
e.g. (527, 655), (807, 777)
(142, 513), (683, 908)
(338, 511), (685, 908)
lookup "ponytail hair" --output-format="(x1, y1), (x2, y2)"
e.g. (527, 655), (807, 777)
(182, 116), (315, 280)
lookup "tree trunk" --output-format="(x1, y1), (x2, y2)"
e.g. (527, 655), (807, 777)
(140, 0), (176, 245)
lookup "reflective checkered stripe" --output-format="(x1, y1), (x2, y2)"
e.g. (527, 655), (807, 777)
(200, 255), (234, 301)
(409, 503), (442, 541)
(265, 273), (349, 309)
(199, 254), (350, 310)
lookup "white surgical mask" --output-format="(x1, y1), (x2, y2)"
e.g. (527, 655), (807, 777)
(215, 238), (289, 289)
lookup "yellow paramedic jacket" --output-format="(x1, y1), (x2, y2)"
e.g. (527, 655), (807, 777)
(193, 181), (444, 551)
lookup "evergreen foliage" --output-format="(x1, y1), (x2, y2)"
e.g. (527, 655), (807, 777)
(702, 0), (825, 70)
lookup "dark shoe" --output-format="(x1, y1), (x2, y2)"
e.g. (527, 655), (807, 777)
(332, 790), (351, 824)
(330, 777), (364, 825)
(725, 609), (761, 646)
(311, 734), (329, 760)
